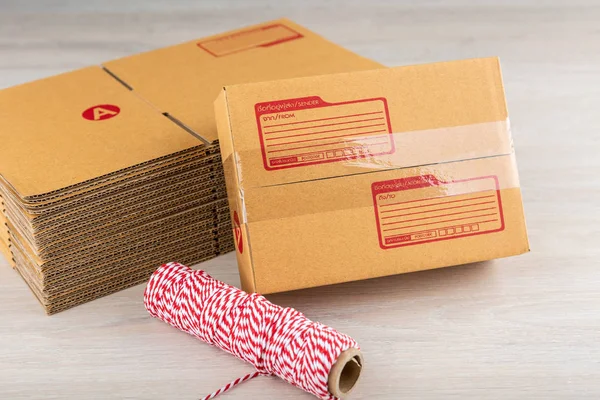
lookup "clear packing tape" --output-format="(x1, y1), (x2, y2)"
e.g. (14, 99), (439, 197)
(228, 119), (520, 225)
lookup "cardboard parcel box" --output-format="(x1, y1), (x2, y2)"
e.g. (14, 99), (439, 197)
(0, 18), (383, 314)
(216, 57), (529, 294)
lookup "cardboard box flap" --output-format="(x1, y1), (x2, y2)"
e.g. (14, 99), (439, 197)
(0, 66), (201, 198)
(217, 57), (512, 190)
(102, 18), (383, 144)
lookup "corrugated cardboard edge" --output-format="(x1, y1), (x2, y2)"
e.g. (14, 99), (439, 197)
(0, 195), (15, 267)
(0, 239), (14, 267)
(215, 89), (256, 292)
(13, 241), (235, 315)
(15, 146), (220, 210)
(6, 164), (226, 247)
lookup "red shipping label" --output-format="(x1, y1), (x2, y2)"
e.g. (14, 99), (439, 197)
(372, 175), (505, 249)
(198, 23), (303, 57)
(255, 96), (394, 170)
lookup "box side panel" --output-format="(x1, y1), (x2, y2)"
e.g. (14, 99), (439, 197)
(214, 90), (256, 292)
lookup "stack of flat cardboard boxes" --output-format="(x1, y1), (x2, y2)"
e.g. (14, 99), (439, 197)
(0, 19), (382, 314)
(0, 67), (231, 314)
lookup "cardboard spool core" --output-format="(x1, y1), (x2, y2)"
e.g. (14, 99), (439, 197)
(327, 348), (363, 398)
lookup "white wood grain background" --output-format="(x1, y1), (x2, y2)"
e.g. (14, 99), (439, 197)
(1, 1), (599, 399)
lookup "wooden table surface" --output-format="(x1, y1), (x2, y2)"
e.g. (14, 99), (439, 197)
(1, 1), (599, 399)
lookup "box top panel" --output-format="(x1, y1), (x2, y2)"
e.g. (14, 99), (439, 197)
(0, 67), (199, 198)
(103, 18), (383, 143)
(218, 57), (511, 189)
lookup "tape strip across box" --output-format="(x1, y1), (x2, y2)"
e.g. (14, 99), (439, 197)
(0, 18), (383, 314)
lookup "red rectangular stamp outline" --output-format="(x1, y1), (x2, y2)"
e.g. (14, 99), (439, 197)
(197, 23), (303, 57)
(371, 175), (505, 249)
(255, 96), (394, 171)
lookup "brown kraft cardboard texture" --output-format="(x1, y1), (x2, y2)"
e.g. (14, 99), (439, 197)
(216, 57), (529, 294)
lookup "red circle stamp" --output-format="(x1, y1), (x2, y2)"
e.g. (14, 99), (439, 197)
(82, 104), (120, 121)
(233, 211), (243, 254)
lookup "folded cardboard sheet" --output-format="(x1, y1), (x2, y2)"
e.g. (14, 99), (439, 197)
(0, 18), (383, 314)
(216, 57), (529, 294)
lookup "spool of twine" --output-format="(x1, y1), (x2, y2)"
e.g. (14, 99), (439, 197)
(144, 262), (364, 399)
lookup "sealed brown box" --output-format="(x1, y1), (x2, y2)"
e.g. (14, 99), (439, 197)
(216, 57), (529, 294)
(0, 18), (383, 313)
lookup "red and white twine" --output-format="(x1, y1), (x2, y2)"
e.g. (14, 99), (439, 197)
(144, 262), (359, 400)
